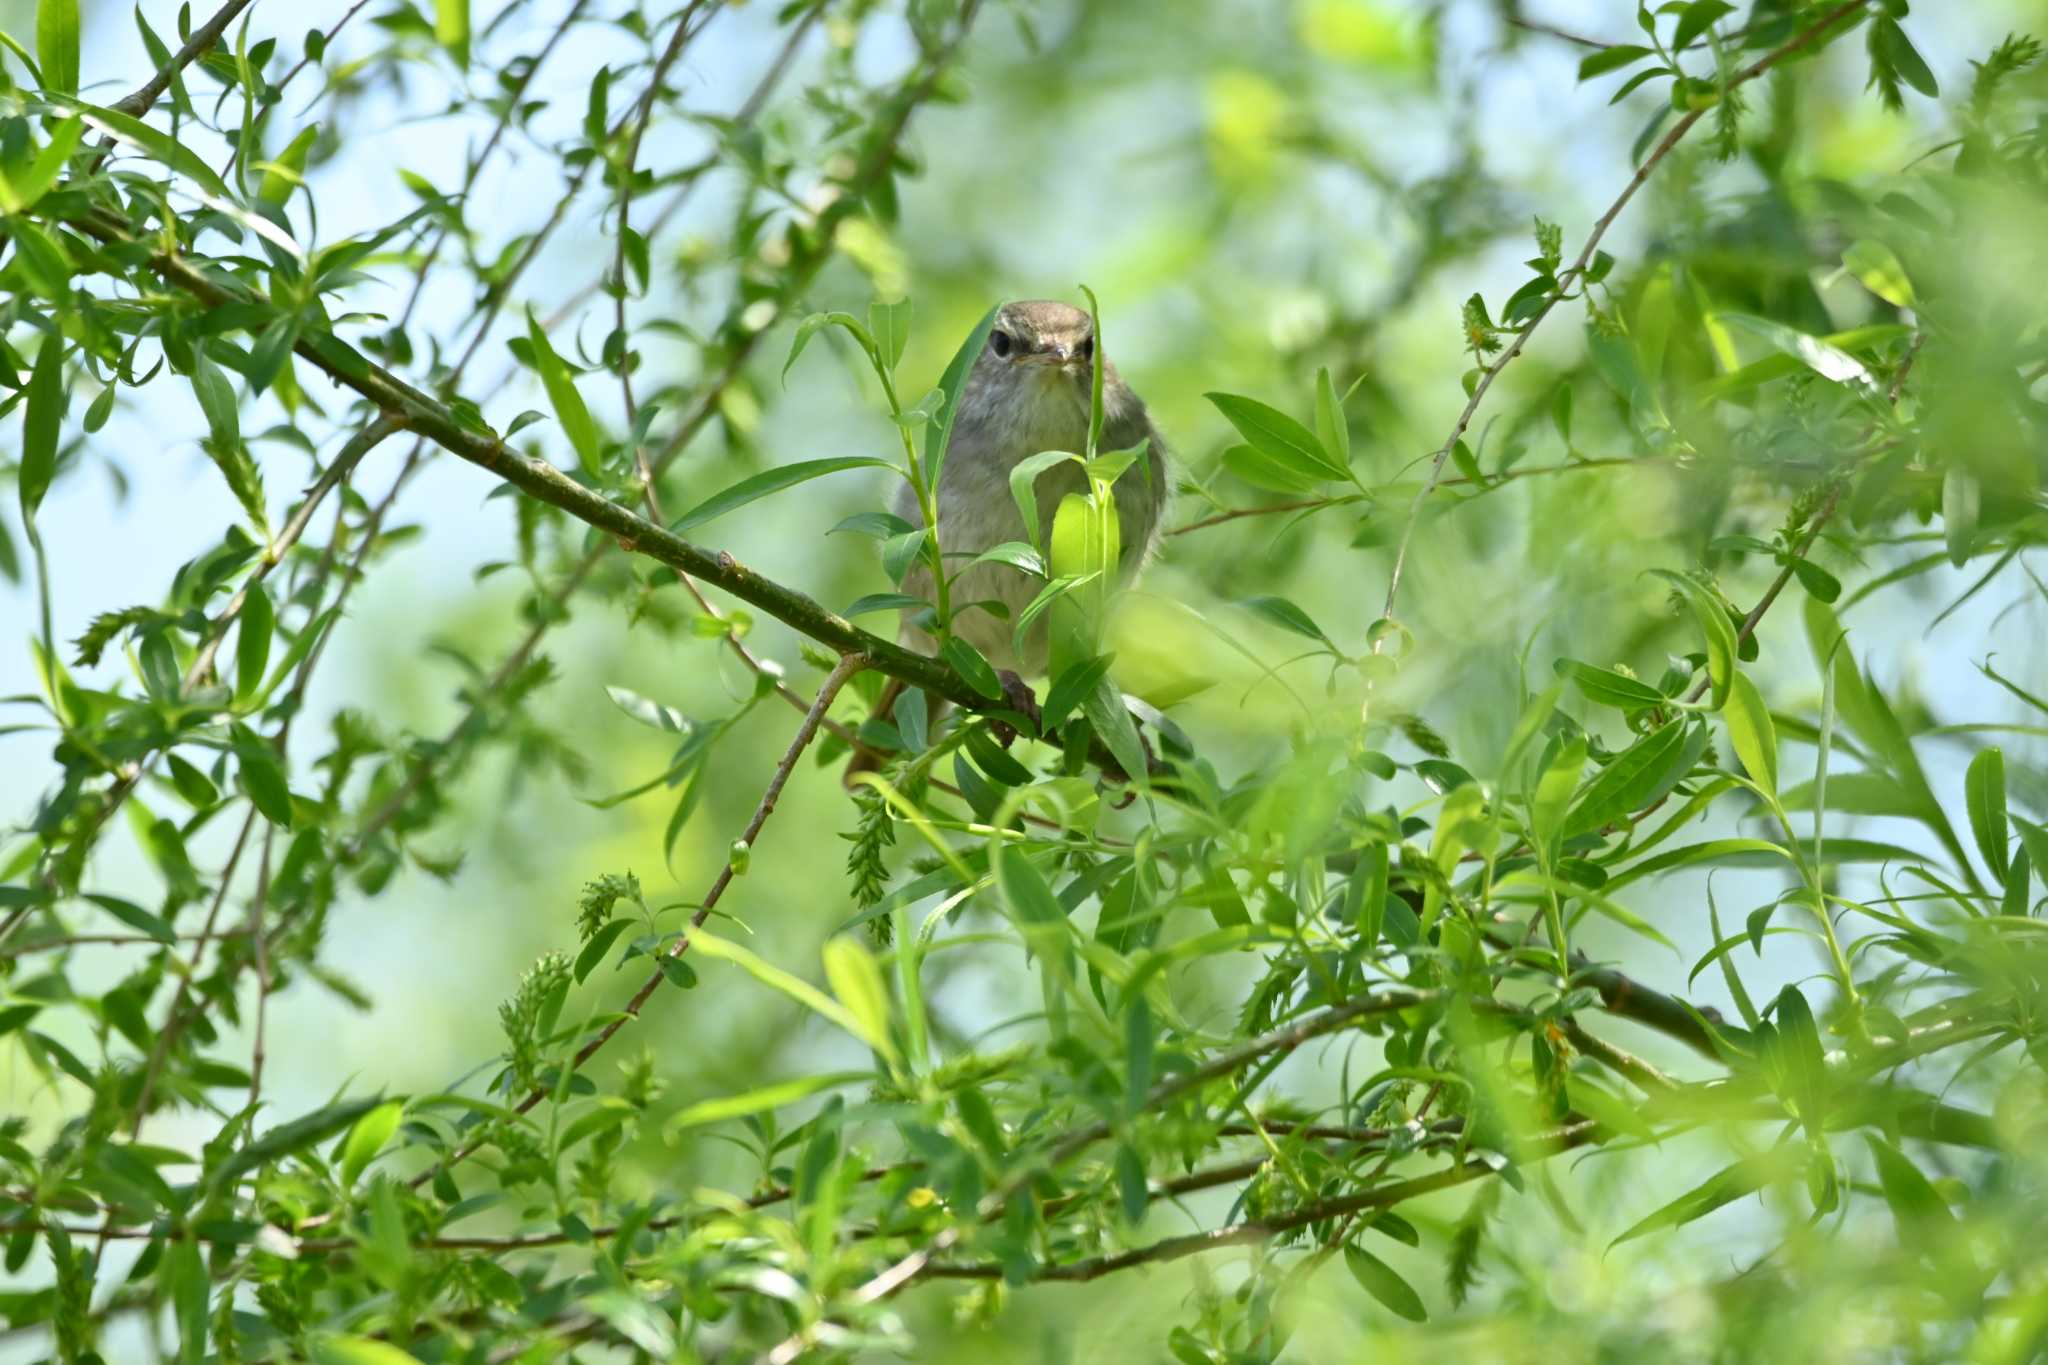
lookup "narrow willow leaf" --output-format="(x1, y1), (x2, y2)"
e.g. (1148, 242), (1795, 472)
(1865, 1135), (1956, 1234)
(435, 0), (471, 67)
(235, 583), (274, 704)
(4, 114), (83, 211)
(83, 893), (175, 945)
(821, 936), (896, 1063)
(941, 635), (1004, 702)
(668, 458), (895, 535)
(1724, 672), (1778, 797)
(339, 1101), (404, 1189)
(1655, 571), (1736, 710)
(524, 310), (601, 478)
(1716, 313), (1878, 393)
(1314, 366), (1351, 467)
(257, 125), (320, 206)
(1238, 594), (1330, 644)
(1344, 1244), (1427, 1322)
(204, 1097), (383, 1195)
(80, 104), (234, 201)
(1578, 44), (1654, 81)
(869, 297), (911, 371)
(1965, 747), (2009, 882)
(667, 1072), (869, 1133)
(1205, 392), (1346, 480)
(1008, 449), (1078, 553)
(311, 1335), (427, 1365)
(1610, 1153), (1785, 1246)
(36, 0), (79, 94)
(687, 931), (867, 1043)
(19, 339), (64, 521)
(1565, 720), (1703, 836)
(924, 303), (1001, 490)
(1555, 659), (1667, 710)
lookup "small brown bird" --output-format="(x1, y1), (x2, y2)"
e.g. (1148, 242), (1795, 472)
(854, 299), (1169, 769)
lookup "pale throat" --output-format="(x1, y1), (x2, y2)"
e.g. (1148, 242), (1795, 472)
(997, 365), (1094, 459)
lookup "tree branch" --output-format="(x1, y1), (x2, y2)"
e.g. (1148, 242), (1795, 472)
(111, 0), (260, 117)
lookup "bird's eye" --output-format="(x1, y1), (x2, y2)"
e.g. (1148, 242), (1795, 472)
(990, 330), (1014, 358)
(1077, 335), (1095, 360)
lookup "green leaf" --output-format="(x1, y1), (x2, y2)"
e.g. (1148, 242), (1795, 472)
(2016, 818), (2048, 895)
(19, 338), (65, 522)
(1083, 678), (1149, 788)
(1238, 595), (1329, 645)
(1865, 1135), (1956, 1234)
(1344, 1244), (1427, 1322)
(339, 1101), (404, 1189)
(83, 893), (175, 945)
(1042, 655), (1114, 731)
(1, 114), (82, 211)
(236, 583), (273, 704)
(1565, 720), (1704, 837)
(1842, 240), (1914, 309)
(311, 1336), (425, 1365)
(1556, 659), (1667, 710)
(1314, 366), (1351, 468)
(942, 635), (1005, 702)
(1656, 571), (1736, 710)
(687, 930), (870, 1044)
(1724, 672), (1778, 798)
(434, 0), (470, 67)
(869, 297), (911, 371)
(1874, 18), (1938, 98)
(822, 936), (896, 1063)
(924, 303), (1002, 490)
(1530, 735), (1588, 860)
(1222, 441), (1325, 495)
(524, 309), (602, 478)
(668, 457), (895, 535)
(165, 1237), (207, 1360)
(1965, 747), (2009, 882)
(667, 1071), (868, 1132)
(1716, 313), (1877, 393)
(1205, 392), (1346, 481)
(573, 919), (634, 983)
(1579, 45), (1654, 80)
(1764, 984), (1827, 1132)
(1611, 1153), (1787, 1246)
(36, 0), (79, 94)
(1942, 467), (1980, 567)
(79, 104), (234, 201)
(205, 1097), (383, 1196)
(1008, 450), (1080, 552)
(1672, 0), (1735, 50)
(233, 725), (294, 828)
(190, 348), (242, 450)
(604, 684), (692, 733)
(257, 125), (320, 207)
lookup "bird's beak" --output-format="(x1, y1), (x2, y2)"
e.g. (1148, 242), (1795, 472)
(1016, 345), (1080, 369)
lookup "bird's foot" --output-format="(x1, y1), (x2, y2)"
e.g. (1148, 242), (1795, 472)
(990, 669), (1043, 748)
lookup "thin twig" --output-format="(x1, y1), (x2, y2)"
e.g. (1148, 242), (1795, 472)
(111, 0), (260, 117)
(270, 0), (374, 98)
(129, 808), (259, 1132)
(395, 653), (868, 1195)
(248, 824), (276, 1109)
(393, 0), (597, 335)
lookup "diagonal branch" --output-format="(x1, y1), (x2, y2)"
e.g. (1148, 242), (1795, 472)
(111, 0), (261, 117)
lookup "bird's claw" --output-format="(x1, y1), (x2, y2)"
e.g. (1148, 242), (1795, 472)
(990, 669), (1042, 748)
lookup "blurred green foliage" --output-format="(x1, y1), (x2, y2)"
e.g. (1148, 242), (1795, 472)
(2, 0), (2048, 1361)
